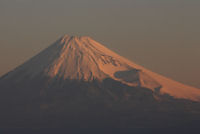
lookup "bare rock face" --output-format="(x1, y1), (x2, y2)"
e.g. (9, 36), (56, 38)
(0, 35), (200, 132)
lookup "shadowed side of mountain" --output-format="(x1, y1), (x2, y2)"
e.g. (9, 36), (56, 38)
(0, 76), (200, 130)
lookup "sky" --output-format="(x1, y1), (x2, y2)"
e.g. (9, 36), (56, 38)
(0, 0), (200, 88)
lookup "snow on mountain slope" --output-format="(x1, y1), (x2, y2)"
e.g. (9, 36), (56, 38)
(2, 35), (200, 101)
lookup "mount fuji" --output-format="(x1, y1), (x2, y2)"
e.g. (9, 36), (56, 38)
(0, 35), (200, 133)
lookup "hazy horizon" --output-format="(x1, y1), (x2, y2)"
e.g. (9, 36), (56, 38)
(0, 0), (200, 88)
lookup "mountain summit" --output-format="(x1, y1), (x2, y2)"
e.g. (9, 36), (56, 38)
(2, 35), (200, 101)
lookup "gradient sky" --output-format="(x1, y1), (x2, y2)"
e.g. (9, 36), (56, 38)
(0, 0), (200, 88)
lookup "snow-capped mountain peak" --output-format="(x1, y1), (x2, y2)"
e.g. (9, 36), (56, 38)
(2, 35), (200, 101)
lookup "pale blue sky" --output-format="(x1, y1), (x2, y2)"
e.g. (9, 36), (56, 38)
(0, 0), (200, 88)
